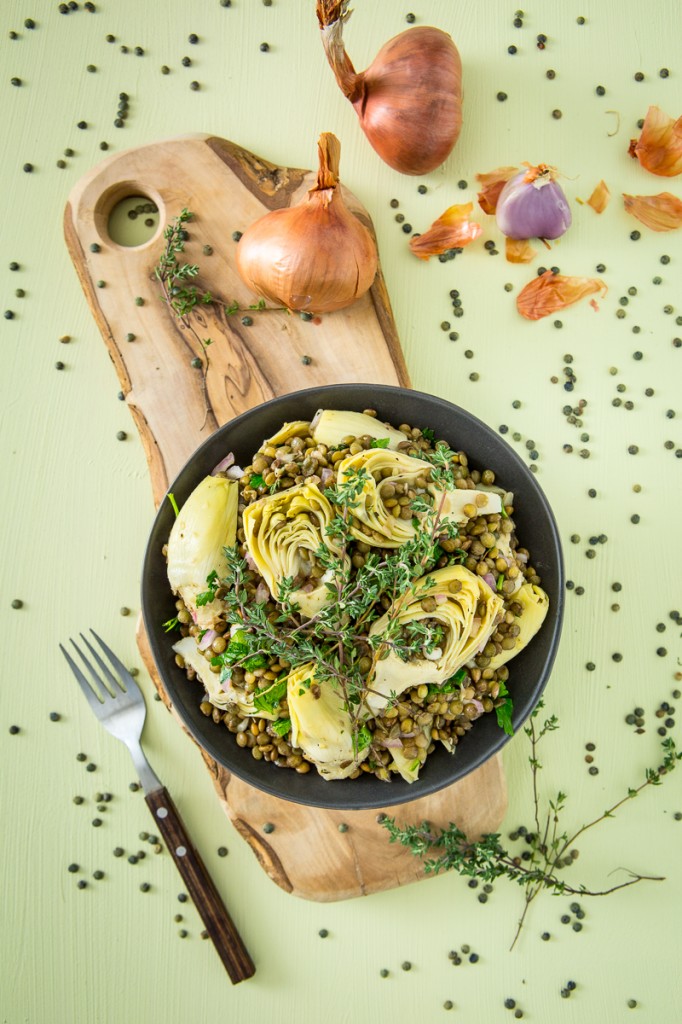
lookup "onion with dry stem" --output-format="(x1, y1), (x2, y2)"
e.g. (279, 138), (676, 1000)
(235, 133), (377, 314)
(316, 0), (462, 175)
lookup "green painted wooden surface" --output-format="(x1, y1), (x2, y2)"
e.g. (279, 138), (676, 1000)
(1, 1), (681, 1021)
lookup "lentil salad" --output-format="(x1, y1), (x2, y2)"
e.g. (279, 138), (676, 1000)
(165, 409), (549, 783)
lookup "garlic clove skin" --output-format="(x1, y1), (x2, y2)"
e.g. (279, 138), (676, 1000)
(496, 168), (572, 241)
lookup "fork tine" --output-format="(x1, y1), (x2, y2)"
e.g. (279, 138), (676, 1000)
(71, 637), (115, 702)
(80, 632), (123, 694)
(59, 642), (104, 712)
(89, 629), (136, 692)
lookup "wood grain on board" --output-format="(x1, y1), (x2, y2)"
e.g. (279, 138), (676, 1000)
(65, 134), (507, 901)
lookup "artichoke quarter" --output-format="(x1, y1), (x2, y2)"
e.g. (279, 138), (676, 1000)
(287, 663), (369, 780)
(366, 565), (504, 715)
(242, 483), (346, 617)
(166, 475), (238, 629)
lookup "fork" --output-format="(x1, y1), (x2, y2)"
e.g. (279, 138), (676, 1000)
(60, 629), (255, 984)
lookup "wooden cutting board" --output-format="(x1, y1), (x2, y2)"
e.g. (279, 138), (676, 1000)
(64, 134), (507, 901)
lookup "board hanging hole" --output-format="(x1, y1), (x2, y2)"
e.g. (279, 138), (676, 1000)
(107, 193), (162, 247)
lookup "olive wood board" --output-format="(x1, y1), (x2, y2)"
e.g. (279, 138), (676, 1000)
(65, 134), (508, 901)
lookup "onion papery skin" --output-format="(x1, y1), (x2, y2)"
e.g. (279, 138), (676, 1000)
(496, 169), (572, 240)
(236, 198), (377, 314)
(235, 134), (378, 314)
(319, 11), (462, 176)
(355, 29), (462, 175)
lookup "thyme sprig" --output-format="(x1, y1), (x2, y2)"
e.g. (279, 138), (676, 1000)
(154, 209), (287, 427)
(382, 700), (680, 948)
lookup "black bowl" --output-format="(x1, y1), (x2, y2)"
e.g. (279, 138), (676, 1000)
(142, 384), (564, 810)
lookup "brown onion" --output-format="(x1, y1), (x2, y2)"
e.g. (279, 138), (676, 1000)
(316, 0), (462, 176)
(235, 132), (377, 314)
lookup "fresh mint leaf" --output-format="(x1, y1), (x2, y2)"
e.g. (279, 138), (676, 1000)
(271, 717), (292, 737)
(422, 427), (435, 442)
(250, 473), (266, 489)
(370, 437), (390, 448)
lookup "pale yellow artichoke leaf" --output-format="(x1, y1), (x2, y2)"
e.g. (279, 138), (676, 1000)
(171, 636), (278, 719)
(167, 476), (238, 629)
(287, 664), (369, 780)
(436, 487), (502, 523)
(263, 420), (311, 447)
(487, 583), (549, 669)
(310, 409), (408, 450)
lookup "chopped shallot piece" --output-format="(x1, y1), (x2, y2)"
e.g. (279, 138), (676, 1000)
(255, 580), (270, 604)
(517, 271), (607, 321)
(505, 237), (537, 263)
(586, 180), (611, 213)
(475, 166), (518, 214)
(211, 452), (235, 475)
(226, 465), (244, 480)
(628, 106), (682, 177)
(623, 192), (682, 231)
(409, 203), (482, 260)
(199, 629), (217, 651)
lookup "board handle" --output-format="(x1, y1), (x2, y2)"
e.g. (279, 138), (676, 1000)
(146, 786), (255, 983)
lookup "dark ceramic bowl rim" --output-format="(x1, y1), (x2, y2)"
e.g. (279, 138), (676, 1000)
(141, 384), (564, 810)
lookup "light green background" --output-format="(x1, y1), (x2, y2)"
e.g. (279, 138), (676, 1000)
(1, 1), (681, 1021)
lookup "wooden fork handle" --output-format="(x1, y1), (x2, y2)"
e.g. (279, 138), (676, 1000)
(146, 787), (255, 983)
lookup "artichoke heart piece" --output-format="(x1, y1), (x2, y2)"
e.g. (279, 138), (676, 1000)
(287, 663), (369, 780)
(366, 565), (504, 715)
(166, 476), (238, 629)
(436, 487), (502, 522)
(336, 447), (435, 548)
(171, 636), (278, 719)
(311, 409), (408, 450)
(335, 449), (500, 550)
(263, 420), (311, 448)
(242, 483), (343, 615)
(487, 583), (549, 669)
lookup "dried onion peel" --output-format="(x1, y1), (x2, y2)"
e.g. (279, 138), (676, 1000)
(516, 271), (606, 321)
(476, 166), (518, 215)
(316, 0), (462, 175)
(505, 237), (537, 264)
(628, 106), (682, 177)
(409, 203), (482, 261)
(586, 180), (611, 214)
(235, 133), (377, 314)
(623, 192), (682, 231)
